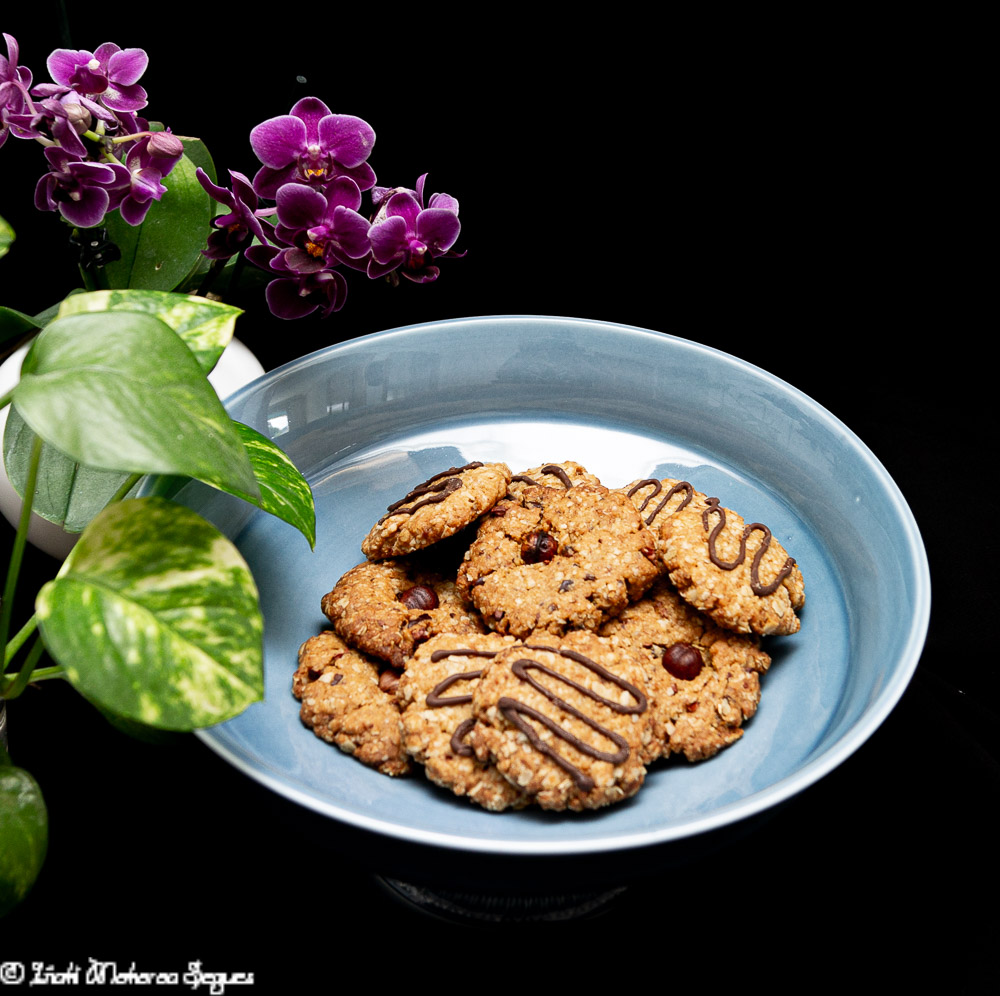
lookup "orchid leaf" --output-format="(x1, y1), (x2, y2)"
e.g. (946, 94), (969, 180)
(180, 137), (217, 186)
(0, 762), (48, 916)
(12, 311), (258, 501)
(101, 153), (213, 291)
(36, 497), (264, 730)
(234, 421), (316, 548)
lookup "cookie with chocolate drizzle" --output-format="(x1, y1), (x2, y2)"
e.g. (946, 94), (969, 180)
(361, 462), (512, 559)
(397, 633), (530, 811)
(293, 631), (411, 777)
(457, 483), (664, 638)
(321, 559), (485, 668)
(618, 477), (700, 538)
(469, 630), (652, 811)
(506, 460), (602, 498)
(655, 490), (805, 636)
(599, 578), (771, 762)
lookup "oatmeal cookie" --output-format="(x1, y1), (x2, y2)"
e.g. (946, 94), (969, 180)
(506, 460), (602, 498)
(657, 492), (805, 635)
(599, 578), (771, 762)
(397, 633), (529, 811)
(321, 559), (484, 668)
(469, 630), (652, 811)
(457, 484), (663, 638)
(293, 631), (411, 776)
(361, 461), (512, 559)
(618, 477), (704, 539)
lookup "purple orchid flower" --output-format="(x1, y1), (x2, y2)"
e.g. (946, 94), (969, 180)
(1, 32), (33, 149)
(4, 91), (91, 157)
(114, 129), (184, 225)
(33, 144), (130, 227)
(245, 243), (349, 320)
(196, 167), (269, 260)
(367, 174), (462, 283)
(271, 177), (370, 272)
(249, 96), (376, 198)
(41, 42), (148, 113)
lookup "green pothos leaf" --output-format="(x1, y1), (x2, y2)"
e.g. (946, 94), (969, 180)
(3, 292), (247, 531)
(234, 421), (316, 548)
(56, 289), (241, 374)
(0, 762), (48, 916)
(13, 311), (257, 499)
(2, 407), (136, 532)
(0, 212), (13, 261)
(36, 497), (264, 730)
(0, 305), (40, 347)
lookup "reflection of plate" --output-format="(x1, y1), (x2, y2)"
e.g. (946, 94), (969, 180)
(180, 316), (930, 856)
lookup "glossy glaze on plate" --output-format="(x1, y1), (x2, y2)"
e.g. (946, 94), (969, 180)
(178, 317), (930, 855)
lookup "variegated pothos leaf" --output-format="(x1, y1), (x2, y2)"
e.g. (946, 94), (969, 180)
(233, 421), (315, 548)
(0, 763), (48, 916)
(36, 497), (264, 730)
(57, 289), (242, 374)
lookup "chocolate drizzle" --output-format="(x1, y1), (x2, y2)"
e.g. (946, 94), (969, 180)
(497, 644), (647, 792)
(378, 462), (484, 522)
(449, 718), (477, 756)
(511, 464), (574, 489)
(427, 648), (500, 757)
(627, 479), (693, 525)
(426, 667), (486, 707)
(701, 497), (796, 596)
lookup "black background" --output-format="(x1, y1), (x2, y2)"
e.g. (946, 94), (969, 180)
(2, 5), (993, 980)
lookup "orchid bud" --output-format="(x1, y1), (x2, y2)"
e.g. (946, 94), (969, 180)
(64, 101), (92, 134)
(147, 131), (183, 159)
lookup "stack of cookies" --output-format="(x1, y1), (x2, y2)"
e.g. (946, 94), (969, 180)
(293, 460), (804, 812)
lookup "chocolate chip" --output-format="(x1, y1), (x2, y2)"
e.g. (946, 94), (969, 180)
(662, 642), (704, 681)
(397, 584), (438, 610)
(558, 579), (574, 592)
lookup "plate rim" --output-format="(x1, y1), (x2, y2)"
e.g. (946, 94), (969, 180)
(196, 314), (932, 855)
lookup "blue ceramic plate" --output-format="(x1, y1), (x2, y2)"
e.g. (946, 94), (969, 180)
(182, 316), (930, 855)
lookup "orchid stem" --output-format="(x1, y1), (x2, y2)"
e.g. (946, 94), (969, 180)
(197, 259), (226, 297)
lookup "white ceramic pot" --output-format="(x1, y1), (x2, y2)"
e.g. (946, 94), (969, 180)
(0, 337), (265, 559)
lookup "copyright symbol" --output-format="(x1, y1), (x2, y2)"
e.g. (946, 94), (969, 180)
(0, 961), (25, 984)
